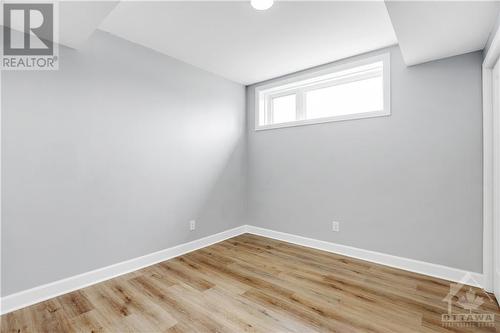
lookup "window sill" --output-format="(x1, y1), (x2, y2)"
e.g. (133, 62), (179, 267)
(255, 108), (391, 131)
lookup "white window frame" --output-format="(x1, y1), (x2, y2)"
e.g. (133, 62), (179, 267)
(254, 53), (391, 131)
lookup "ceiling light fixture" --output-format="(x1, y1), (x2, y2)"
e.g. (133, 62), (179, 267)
(251, 0), (274, 11)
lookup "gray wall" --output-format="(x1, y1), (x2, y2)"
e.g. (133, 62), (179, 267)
(247, 46), (483, 273)
(2, 37), (484, 296)
(1, 30), (246, 296)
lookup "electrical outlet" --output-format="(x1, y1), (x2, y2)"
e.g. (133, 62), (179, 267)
(332, 221), (340, 232)
(189, 220), (196, 231)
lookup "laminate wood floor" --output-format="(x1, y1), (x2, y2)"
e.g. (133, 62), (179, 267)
(1, 234), (499, 332)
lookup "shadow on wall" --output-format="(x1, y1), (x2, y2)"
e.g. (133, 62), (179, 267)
(196, 136), (247, 235)
(1, 30), (246, 296)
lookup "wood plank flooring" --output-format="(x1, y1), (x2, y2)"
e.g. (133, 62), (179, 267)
(1, 234), (499, 332)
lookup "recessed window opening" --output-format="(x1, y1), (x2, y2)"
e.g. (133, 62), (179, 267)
(255, 53), (391, 130)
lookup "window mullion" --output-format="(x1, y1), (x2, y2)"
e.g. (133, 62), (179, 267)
(266, 97), (273, 125)
(296, 90), (306, 121)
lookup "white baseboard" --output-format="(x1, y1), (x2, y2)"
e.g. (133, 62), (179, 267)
(245, 225), (484, 288)
(1, 224), (484, 315)
(0, 225), (247, 315)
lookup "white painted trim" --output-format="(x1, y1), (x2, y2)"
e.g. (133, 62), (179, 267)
(482, 19), (500, 294)
(245, 226), (483, 288)
(484, 21), (500, 69)
(1, 224), (486, 315)
(483, 66), (494, 293)
(254, 53), (391, 131)
(255, 110), (391, 131)
(493, 61), (500, 301)
(0, 225), (247, 315)
(0, 63), (3, 308)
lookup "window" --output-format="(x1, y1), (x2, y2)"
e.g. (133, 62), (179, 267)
(255, 53), (390, 130)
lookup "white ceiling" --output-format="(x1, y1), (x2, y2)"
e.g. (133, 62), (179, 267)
(385, 1), (500, 66)
(59, 1), (118, 49)
(99, 1), (398, 85)
(0, 1), (118, 49)
(3, 1), (499, 85)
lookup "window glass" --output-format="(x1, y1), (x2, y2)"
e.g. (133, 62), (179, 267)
(272, 94), (296, 124)
(306, 76), (383, 120)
